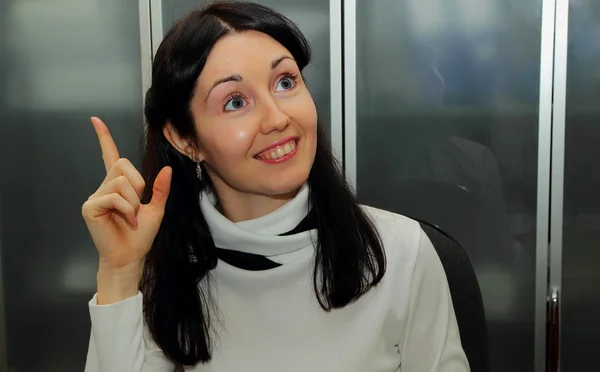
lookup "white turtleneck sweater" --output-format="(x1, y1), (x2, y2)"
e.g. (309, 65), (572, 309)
(84, 186), (470, 372)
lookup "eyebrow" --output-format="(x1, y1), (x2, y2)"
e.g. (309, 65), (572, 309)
(204, 55), (295, 101)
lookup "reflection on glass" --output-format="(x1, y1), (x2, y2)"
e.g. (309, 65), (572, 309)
(561, 1), (600, 370)
(356, 1), (541, 371)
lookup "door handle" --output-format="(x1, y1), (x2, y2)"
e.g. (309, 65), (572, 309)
(547, 288), (560, 372)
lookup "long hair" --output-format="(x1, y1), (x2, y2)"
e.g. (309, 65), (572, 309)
(140, 1), (386, 366)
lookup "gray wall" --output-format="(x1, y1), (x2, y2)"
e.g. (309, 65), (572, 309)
(0, 1), (144, 370)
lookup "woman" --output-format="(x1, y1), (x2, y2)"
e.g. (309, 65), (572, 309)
(82, 2), (469, 371)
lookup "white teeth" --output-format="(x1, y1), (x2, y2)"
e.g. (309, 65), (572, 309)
(258, 139), (297, 160)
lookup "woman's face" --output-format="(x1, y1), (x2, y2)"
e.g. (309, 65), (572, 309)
(186, 30), (317, 203)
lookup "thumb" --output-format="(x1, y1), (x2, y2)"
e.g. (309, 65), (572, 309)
(149, 166), (172, 211)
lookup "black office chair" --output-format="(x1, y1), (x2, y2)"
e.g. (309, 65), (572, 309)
(419, 220), (489, 372)
(361, 179), (494, 371)
(369, 179), (512, 267)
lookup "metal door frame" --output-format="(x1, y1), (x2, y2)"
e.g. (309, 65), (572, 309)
(549, 0), (570, 371)
(339, 0), (568, 371)
(0, 195), (6, 372)
(139, 0), (153, 107)
(536, 0), (558, 370)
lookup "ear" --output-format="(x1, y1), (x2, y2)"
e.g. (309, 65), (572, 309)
(163, 122), (205, 162)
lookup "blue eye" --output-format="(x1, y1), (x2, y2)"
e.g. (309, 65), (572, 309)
(224, 95), (246, 111)
(275, 76), (296, 92)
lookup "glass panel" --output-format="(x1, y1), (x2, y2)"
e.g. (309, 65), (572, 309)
(561, 1), (600, 370)
(0, 0), (143, 370)
(161, 0), (331, 136)
(356, 1), (542, 371)
(0, 1), (8, 368)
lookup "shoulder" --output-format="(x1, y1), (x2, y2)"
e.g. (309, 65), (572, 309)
(359, 205), (425, 265)
(359, 207), (454, 346)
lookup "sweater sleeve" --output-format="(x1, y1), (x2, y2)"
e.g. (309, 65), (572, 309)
(399, 228), (471, 372)
(84, 292), (176, 372)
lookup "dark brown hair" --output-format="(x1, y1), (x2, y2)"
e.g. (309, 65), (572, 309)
(140, 1), (386, 366)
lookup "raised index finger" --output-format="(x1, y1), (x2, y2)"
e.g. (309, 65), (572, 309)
(91, 117), (120, 173)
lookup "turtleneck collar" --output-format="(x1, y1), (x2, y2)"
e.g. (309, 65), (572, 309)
(199, 184), (315, 256)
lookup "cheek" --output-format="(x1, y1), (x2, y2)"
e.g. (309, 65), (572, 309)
(204, 123), (255, 160)
(300, 96), (318, 134)
(284, 91), (318, 130)
(234, 129), (250, 142)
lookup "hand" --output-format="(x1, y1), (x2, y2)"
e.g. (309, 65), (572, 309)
(82, 117), (172, 303)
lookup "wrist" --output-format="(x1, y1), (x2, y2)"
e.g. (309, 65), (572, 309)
(96, 261), (143, 305)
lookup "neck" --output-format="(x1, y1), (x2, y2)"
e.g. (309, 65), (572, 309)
(212, 185), (300, 222)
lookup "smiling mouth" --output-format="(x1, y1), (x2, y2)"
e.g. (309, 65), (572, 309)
(255, 139), (298, 161)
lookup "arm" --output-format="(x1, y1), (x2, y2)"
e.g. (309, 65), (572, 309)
(84, 292), (175, 372)
(82, 118), (175, 371)
(399, 229), (470, 371)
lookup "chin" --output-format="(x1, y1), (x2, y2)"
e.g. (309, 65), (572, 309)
(262, 171), (309, 197)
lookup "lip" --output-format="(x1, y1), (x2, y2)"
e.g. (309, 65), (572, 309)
(254, 137), (300, 164)
(255, 136), (299, 155)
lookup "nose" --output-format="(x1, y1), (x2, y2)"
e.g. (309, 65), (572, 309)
(260, 97), (290, 134)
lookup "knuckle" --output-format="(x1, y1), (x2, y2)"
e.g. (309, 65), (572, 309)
(113, 158), (128, 171)
(115, 158), (131, 170)
(108, 193), (120, 203)
(136, 177), (146, 191)
(81, 201), (94, 219)
(125, 202), (135, 213)
(81, 202), (89, 216)
(116, 175), (129, 186)
(115, 157), (129, 166)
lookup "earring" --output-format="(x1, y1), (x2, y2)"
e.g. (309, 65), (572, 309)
(194, 156), (203, 181)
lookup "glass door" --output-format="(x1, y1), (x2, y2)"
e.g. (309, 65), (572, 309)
(554, 0), (600, 370)
(0, 0), (145, 370)
(351, 0), (549, 371)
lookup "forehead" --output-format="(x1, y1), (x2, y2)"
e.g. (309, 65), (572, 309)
(198, 31), (291, 84)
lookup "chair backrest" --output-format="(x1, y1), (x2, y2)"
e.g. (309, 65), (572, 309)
(420, 221), (489, 372)
(369, 178), (511, 268)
